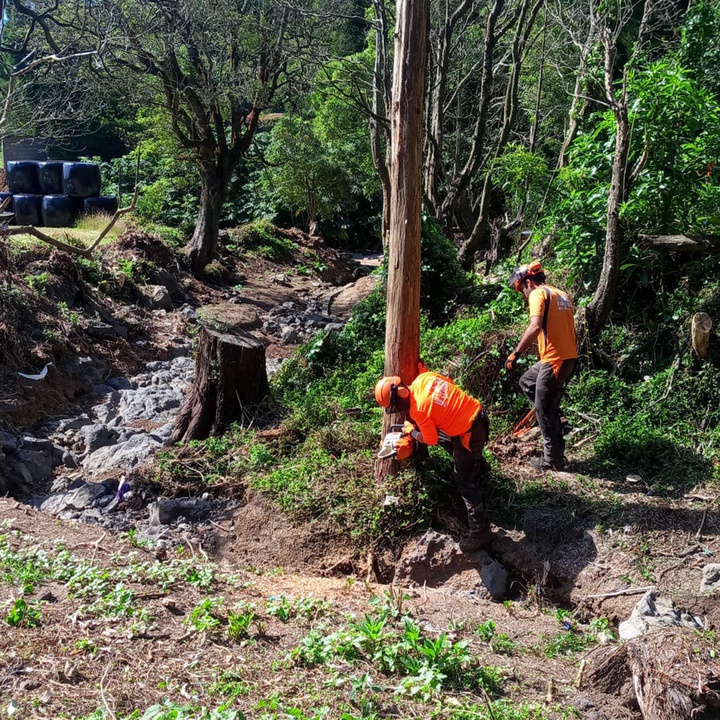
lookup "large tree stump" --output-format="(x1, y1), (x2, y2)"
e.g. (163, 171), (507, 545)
(170, 327), (268, 443)
(691, 312), (712, 358)
(584, 630), (720, 720)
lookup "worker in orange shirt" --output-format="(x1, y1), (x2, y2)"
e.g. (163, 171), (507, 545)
(505, 260), (578, 470)
(374, 368), (492, 552)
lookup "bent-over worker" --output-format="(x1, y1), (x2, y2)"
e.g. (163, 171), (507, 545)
(374, 369), (492, 552)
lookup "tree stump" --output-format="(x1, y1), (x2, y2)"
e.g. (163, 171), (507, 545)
(583, 630), (720, 720)
(170, 327), (269, 443)
(691, 312), (712, 358)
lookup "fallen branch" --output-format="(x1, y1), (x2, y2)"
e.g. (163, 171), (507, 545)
(585, 585), (655, 600)
(695, 506), (708, 540)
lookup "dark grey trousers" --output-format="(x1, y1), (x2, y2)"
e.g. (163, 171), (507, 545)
(519, 359), (576, 465)
(439, 410), (490, 530)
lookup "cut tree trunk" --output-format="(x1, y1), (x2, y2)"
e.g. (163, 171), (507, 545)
(692, 312), (712, 358)
(583, 630), (720, 720)
(170, 327), (269, 444)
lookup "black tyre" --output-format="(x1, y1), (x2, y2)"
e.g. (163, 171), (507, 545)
(37, 161), (64, 195)
(62, 162), (101, 198)
(42, 195), (77, 228)
(6, 161), (40, 194)
(83, 196), (118, 216)
(13, 194), (42, 226)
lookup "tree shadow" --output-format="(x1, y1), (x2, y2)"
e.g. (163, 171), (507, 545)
(483, 466), (720, 609)
(569, 437), (715, 498)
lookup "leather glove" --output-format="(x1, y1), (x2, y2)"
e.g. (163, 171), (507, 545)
(505, 352), (517, 371)
(403, 420), (416, 436)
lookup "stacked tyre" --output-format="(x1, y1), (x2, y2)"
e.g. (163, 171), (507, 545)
(4, 160), (118, 228)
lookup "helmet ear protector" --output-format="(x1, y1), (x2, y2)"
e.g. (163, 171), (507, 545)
(508, 259), (543, 292)
(374, 376), (410, 412)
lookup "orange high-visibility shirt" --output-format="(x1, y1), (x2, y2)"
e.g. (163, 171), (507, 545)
(409, 372), (481, 446)
(528, 285), (578, 367)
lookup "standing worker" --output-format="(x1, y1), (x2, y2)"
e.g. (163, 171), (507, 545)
(374, 368), (492, 552)
(506, 260), (578, 470)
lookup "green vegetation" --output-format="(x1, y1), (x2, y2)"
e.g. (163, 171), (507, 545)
(228, 220), (296, 261)
(2, 520), (594, 719)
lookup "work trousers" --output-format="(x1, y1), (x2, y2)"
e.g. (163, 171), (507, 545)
(439, 410), (490, 530)
(519, 359), (576, 465)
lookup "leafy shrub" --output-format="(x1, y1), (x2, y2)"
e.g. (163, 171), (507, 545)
(419, 215), (473, 323)
(229, 220), (295, 261)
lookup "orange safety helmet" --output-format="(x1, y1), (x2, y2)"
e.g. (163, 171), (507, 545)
(374, 376), (410, 411)
(508, 259), (543, 292)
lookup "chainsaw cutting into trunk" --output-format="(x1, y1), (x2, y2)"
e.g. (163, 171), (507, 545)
(377, 424), (417, 460)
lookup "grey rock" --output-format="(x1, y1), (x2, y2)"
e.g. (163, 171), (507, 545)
(85, 320), (121, 339)
(480, 559), (508, 601)
(50, 476), (71, 493)
(20, 436), (54, 453)
(618, 591), (703, 639)
(62, 451), (78, 468)
(63, 356), (105, 385)
(168, 344), (192, 359)
(80, 508), (103, 523)
(701, 564), (720, 592)
(53, 415), (92, 433)
(90, 384), (118, 397)
(107, 377), (135, 391)
(15, 442), (56, 484)
(83, 434), (162, 474)
(81, 425), (117, 453)
(146, 361), (171, 371)
(152, 268), (182, 298)
(65, 482), (108, 510)
(148, 498), (213, 526)
(280, 326), (299, 344)
(41, 494), (70, 515)
(94, 494), (116, 508)
(141, 284), (172, 310)
(0, 432), (18, 453)
(324, 323), (344, 333)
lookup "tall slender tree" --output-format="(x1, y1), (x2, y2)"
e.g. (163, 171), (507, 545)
(379, 0), (428, 451)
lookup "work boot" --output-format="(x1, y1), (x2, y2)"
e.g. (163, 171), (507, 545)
(459, 526), (493, 553)
(529, 456), (565, 471)
(460, 501), (493, 553)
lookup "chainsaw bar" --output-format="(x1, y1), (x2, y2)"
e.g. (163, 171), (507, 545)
(512, 408), (537, 436)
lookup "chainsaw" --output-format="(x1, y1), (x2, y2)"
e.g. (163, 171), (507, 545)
(377, 424), (416, 460)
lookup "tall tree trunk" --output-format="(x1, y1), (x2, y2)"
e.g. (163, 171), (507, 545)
(371, 0), (392, 249)
(439, 0), (504, 227)
(458, 0), (545, 269)
(556, 19), (596, 170)
(424, 0), (475, 215)
(585, 69), (630, 336)
(377, 0), (428, 477)
(585, 23), (645, 339)
(188, 161), (232, 274)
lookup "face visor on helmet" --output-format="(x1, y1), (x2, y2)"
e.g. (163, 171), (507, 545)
(508, 260), (543, 292)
